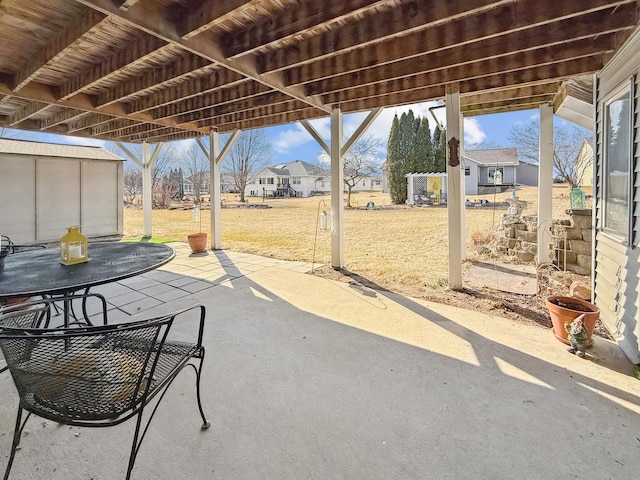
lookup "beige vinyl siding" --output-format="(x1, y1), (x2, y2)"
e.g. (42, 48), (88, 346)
(593, 27), (640, 363)
(0, 156), (36, 243)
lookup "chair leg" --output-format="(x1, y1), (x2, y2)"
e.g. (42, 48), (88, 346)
(3, 407), (29, 480)
(195, 354), (210, 430)
(125, 408), (146, 480)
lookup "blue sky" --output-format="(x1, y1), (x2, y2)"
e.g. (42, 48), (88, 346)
(1, 100), (583, 166)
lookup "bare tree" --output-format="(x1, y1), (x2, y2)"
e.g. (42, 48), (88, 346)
(107, 142), (177, 207)
(222, 130), (271, 202)
(343, 133), (383, 207)
(180, 144), (209, 205)
(123, 167), (142, 205)
(317, 133), (383, 207)
(508, 120), (589, 187)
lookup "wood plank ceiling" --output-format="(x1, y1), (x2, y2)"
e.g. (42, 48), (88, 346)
(0, 0), (637, 143)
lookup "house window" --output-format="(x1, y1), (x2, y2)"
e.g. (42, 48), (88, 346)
(259, 177), (274, 185)
(464, 167), (470, 176)
(292, 177), (301, 185)
(488, 167), (503, 184)
(267, 177), (274, 185)
(602, 81), (633, 243)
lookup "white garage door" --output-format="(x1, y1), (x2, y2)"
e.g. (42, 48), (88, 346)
(37, 159), (81, 241)
(82, 161), (119, 236)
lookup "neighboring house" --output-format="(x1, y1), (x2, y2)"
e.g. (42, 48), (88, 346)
(0, 138), (124, 243)
(516, 159), (539, 187)
(463, 148), (519, 195)
(181, 172), (239, 195)
(182, 173), (210, 197)
(245, 160), (330, 198)
(575, 137), (594, 195)
(591, 25), (640, 364)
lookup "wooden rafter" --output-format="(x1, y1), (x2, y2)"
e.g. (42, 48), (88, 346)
(260, 0), (634, 73)
(76, 0), (331, 113)
(224, 0), (390, 58)
(9, 101), (50, 126)
(12, 8), (106, 91)
(178, 0), (260, 40)
(286, 5), (635, 87)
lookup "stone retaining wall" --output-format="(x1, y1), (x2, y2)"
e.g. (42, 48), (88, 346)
(496, 208), (593, 274)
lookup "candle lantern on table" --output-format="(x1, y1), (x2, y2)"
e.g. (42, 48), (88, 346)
(60, 226), (88, 265)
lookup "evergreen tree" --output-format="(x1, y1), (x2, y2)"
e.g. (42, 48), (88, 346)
(433, 126), (446, 172)
(387, 110), (436, 203)
(386, 114), (404, 204)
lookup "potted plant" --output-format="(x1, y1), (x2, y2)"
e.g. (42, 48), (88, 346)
(187, 202), (207, 253)
(546, 295), (600, 346)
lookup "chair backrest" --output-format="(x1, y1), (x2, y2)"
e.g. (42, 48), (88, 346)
(0, 315), (174, 423)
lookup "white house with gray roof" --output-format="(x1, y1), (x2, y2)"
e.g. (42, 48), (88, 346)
(245, 160), (330, 198)
(245, 160), (383, 198)
(464, 148), (520, 195)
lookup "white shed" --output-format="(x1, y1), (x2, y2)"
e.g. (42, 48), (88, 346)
(0, 139), (124, 244)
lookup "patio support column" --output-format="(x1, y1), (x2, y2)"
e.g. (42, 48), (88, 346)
(197, 130), (240, 249)
(330, 107), (344, 269)
(537, 104), (554, 263)
(141, 142), (152, 238)
(459, 116), (466, 262)
(302, 107), (382, 269)
(116, 141), (163, 238)
(446, 84), (463, 290)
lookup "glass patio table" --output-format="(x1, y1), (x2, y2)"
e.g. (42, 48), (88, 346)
(0, 242), (175, 326)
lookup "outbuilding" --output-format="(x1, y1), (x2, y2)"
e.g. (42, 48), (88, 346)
(0, 138), (124, 244)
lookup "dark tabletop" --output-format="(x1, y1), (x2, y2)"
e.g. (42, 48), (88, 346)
(0, 242), (175, 299)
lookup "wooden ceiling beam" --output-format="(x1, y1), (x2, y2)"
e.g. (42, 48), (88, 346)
(0, 76), (208, 134)
(93, 119), (161, 137)
(117, 128), (197, 144)
(460, 84), (561, 106)
(214, 109), (327, 133)
(259, 0), (634, 73)
(202, 100), (310, 127)
(41, 108), (89, 130)
(125, 69), (247, 115)
(179, 92), (291, 125)
(461, 95), (556, 115)
(9, 101), (50, 126)
(66, 114), (125, 133)
(323, 49), (606, 105)
(118, 0), (139, 11)
(178, 0), (256, 40)
(337, 57), (601, 112)
(12, 8), (106, 92)
(95, 55), (213, 108)
(57, 36), (169, 100)
(150, 80), (273, 121)
(224, 0), (389, 58)
(0, 115), (67, 134)
(312, 35), (615, 98)
(77, 0), (330, 113)
(286, 5), (635, 87)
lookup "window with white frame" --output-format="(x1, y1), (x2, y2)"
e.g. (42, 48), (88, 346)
(292, 177), (301, 185)
(464, 167), (470, 176)
(602, 80), (633, 244)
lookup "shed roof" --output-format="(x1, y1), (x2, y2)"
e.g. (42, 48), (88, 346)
(465, 148), (520, 166)
(0, 1), (637, 143)
(0, 138), (122, 161)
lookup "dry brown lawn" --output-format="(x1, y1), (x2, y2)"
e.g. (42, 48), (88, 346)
(124, 185), (578, 297)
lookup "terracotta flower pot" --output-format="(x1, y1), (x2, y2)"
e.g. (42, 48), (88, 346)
(187, 233), (208, 253)
(545, 295), (600, 346)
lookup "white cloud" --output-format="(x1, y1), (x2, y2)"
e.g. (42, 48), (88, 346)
(271, 117), (331, 154)
(463, 118), (486, 144)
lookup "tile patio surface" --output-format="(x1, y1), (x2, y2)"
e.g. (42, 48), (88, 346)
(1, 242), (640, 479)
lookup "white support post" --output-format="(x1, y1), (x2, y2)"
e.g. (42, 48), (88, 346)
(198, 131), (241, 250)
(459, 115), (466, 262)
(446, 84), (463, 290)
(330, 108), (344, 269)
(210, 132), (222, 249)
(537, 104), (554, 264)
(141, 142), (153, 238)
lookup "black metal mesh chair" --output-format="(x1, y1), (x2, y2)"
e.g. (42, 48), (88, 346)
(0, 295), (210, 480)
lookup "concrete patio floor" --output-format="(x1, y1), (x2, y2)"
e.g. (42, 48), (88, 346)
(2, 242), (640, 479)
